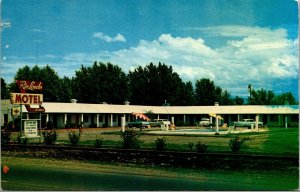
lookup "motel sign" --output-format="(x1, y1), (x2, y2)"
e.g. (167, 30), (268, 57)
(10, 93), (43, 105)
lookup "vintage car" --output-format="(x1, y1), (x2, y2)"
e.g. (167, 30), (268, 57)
(150, 119), (171, 127)
(198, 118), (211, 127)
(233, 119), (263, 128)
(126, 120), (150, 128)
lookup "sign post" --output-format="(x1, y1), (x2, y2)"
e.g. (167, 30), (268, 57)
(10, 80), (45, 143)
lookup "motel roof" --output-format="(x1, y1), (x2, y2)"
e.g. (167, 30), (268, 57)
(23, 102), (299, 115)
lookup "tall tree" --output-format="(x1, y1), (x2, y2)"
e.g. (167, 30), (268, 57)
(195, 78), (219, 105)
(128, 62), (188, 106)
(179, 81), (196, 106)
(10, 65), (68, 102)
(274, 92), (297, 105)
(1, 78), (10, 99)
(219, 90), (234, 105)
(233, 96), (244, 105)
(58, 76), (73, 102)
(248, 89), (275, 105)
(73, 62), (129, 104)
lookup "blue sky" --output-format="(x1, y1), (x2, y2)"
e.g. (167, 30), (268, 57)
(1, 0), (299, 100)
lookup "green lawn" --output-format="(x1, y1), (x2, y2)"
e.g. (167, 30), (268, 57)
(10, 127), (299, 156)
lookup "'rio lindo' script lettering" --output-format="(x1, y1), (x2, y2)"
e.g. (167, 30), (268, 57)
(16, 80), (43, 92)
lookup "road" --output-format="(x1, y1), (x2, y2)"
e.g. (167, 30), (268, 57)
(1, 157), (298, 191)
(1, 165), (244, 191)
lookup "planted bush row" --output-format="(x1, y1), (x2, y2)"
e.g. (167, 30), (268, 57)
(2, 129), (251, 153)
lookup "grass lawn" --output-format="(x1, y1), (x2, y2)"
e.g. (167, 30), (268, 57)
(1, 156), (299, 191)
(10, 127), (298, 155)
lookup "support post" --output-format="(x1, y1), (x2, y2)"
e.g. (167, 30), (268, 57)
(216, 115), (219, 133)
(81, 114), (84, 126)
(20, 104), (23, 137)
(255, 114), (259, 131)
(64, 114), (67, 126)
(39, 113), (42, 143)
(285, 115), (288, 129)
(171, 116), (174, 124)
(121, 116), (125, 132)
(110, 114), (113, 127)
(96, 114), (99, 128)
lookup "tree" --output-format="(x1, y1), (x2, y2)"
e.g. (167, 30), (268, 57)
(248, 89), (275, 105)
(40, 65), (63, 102)
(219, 90), (234, 105)
(1, 78), (10, 99)
(195, 78), (220, 105)
(274, 92), (297, 105)
(128, 62), (188, 106)
(58, 76), (73, 102)
(179, 81), (196, 106)
(10, 65), (70, 102)
(73, 62), (129, 104)
(233, 96), (244, 105)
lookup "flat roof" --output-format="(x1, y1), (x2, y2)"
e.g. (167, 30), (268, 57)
(22, 102), (299, 115)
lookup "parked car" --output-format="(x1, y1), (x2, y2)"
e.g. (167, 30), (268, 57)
(126, 120), (150, 128)
(198, 118), (211, 127)
(233, 119), (263, 128)
(150, 119), (171, 127)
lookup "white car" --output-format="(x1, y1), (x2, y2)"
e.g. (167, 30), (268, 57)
(199, 118), (211, 127)
(154, 119), (171, 126)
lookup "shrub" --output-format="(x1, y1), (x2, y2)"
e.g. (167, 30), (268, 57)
(155, 137), (168, 151)
(229, 135), (251, 152)
(89, 123), (97, 128)
(17, 133), (22, 144)
(68, 128), (82, 147)
(1, 130), (11, 145)
(42, 130), (57, 145)
(120, 129), (142, 149)
(46, 121), (54, 129)
(195, 141), (208, 153)
(7, 121), (14, 129)
(188, 142), (194, 151)
(17, 134), (28, 145)
(95, 138), (103, 148)
(95, 134), (103, 148)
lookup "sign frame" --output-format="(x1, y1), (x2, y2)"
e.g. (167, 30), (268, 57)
(24, 120), (38, 138)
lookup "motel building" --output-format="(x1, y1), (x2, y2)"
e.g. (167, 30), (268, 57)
(1, 99), (299, 129)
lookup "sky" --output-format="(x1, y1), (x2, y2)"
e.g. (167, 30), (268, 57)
(1, 0), (299, 100)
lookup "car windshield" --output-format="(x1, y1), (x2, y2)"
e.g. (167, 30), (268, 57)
(201, 118), (210, 121)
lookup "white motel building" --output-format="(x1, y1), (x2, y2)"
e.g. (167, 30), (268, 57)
(1, 99), (299, 129)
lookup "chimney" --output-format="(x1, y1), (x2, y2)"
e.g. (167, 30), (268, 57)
(124, 100), (130, 105)
(70, 99), (77, 103)
(214, 102), (219, 106)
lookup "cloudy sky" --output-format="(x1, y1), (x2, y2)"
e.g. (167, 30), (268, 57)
(1, 0), (299, 99)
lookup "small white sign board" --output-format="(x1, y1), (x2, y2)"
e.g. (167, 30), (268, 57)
(24, 120), (38, 137)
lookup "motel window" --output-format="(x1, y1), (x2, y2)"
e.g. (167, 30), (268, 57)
(270, 114), (278, 122)
(83, 114), (89, 122)
(98, 114), (103, 122)
(67, 114), (72, 122)
(230, 114), (238, 121)
(291, 114), (299, 122)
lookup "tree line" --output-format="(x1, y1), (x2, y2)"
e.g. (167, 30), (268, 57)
(1, 62), (297, 106)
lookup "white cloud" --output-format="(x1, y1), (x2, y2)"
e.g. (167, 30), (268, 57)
(94, 26), (298, 96)
(93, 32), (126, 42)
(2, 26), (298, 97)
(198, 25), (287, 38)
